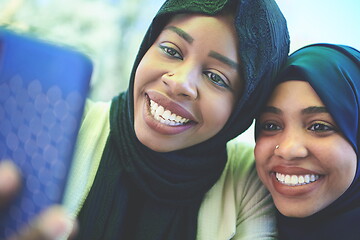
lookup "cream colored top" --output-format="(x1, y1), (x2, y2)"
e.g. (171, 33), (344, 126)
(63, 100), (277, 240)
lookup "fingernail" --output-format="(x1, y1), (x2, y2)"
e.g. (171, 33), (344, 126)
(40, 206), (75, 239)
(0, 160), (21, 194)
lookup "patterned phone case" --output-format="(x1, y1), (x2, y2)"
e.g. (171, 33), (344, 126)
(0, 29), (92, 238)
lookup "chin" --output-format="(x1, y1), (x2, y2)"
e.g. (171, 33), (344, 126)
(136, 135), (175, 152)
(277, 205), (319, 218)
(145, 143), (171, 152)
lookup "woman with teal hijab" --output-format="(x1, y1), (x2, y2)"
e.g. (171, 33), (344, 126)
(255, 44), (360, 240)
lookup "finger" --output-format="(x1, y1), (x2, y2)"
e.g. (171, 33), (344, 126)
(67, 219), (79, 240)
(7, 206), (77, 240)
(0, 160), (22, 208)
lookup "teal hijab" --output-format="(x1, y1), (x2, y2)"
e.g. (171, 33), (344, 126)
(76, 0), (289, 239)
(263, 44), (360, 240)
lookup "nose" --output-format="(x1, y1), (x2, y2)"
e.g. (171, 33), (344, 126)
(275, 129), (308, 160)
(162, 65), (198, 101)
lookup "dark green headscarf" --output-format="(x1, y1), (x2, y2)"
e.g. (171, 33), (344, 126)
(76, 1), (289, 239)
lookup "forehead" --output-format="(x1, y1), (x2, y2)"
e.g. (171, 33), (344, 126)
(160, 13), (240, 70)
(164, 13), (236, 41)
(269, 80), (324, 107)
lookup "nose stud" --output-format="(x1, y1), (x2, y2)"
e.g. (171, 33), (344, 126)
(275, 145), (280, 149)
(167, 72), (174, 77)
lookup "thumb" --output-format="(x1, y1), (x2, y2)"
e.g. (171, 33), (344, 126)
(0, 160), (22, 208)
(7, 206), (78, 240)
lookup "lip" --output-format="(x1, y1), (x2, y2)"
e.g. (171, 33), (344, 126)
(272, 166), (321, 176)
(143, 91), (197, 135)
(270, 166), (322, 197)
(147, 91), (196, 121)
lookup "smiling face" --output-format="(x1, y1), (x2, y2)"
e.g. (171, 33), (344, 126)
(133, 14), (242, 152)
(255, 80), (357, 217)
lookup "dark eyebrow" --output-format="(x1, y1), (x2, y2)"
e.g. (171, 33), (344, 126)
(164, 26), (194, 44)
(209, 51), (239, 70)
(262, 106), (282, 115)
(301, 106), (328, 114)
(262, 106), (328, 115)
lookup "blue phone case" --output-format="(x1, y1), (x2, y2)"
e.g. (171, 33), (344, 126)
(0, 29), (92, 238)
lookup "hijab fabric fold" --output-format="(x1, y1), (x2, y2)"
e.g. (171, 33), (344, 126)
(76, 0), (289, 239)
(273, 44), (360, 240)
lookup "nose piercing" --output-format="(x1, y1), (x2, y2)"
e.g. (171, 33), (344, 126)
(168, 72), (174, 77)
(275, 145), (280, 149)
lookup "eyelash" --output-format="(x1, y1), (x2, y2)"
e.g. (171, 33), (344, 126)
(307, 122), (337, 133)
(259, 121), (337, 135)
(160, 45), (183, 60)
(159, 44), (230, 89)
(204, 71), (230, 89)
(260, 122), (282, 132)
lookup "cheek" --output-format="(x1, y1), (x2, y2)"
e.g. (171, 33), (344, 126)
(254, 138), (270, 188)
(195, 94), (235, 141)
(324, 140), (357, 184)
(254, 137), (275, 183)
(133, 70), (145, 105)
(133, 47), (162, 94)
(201, 94), (234, 128)
(254, 136), (273, 164)
(134, 59), (151, 94)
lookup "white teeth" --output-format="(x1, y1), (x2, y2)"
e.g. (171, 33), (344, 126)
(310, 175), (316, 182)
(284, 175), (291, 184)
(275, 172), (320, 186)
(149, 99), (190, 126)
(170, 113), (176, 121)
(162, 110), (171, 119)
(291, 175), (298, 185)
(298, 175), (305, 184)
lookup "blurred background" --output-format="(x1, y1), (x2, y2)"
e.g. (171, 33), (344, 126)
(1, 0), (359, 143)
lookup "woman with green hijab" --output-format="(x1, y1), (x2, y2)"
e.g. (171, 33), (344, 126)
(1, 0), (289, 239)
(68, 0), (289, 239)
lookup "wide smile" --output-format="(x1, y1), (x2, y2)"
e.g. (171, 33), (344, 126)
(269, 166), (324, 197)
(142, 92), (197, 135)
(149, 99), (190, 126)
(275, 172), (320, 186)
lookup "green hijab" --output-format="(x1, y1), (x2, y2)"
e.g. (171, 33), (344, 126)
(76, 0), (289, 239)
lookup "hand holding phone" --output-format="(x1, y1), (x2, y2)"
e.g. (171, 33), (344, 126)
(0, 28), (92, 238)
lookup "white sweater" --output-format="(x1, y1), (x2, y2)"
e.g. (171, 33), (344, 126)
(63, 100), (277, 240)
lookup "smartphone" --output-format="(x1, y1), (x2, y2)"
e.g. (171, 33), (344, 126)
(0, 28), (92, 238)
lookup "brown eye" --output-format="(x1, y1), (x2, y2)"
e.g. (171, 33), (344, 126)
(166, 48), (177, 56)
(159, 45), (183, 60)
(308, 123), (334, 132)
(204, 71), (229, 89)
(261, 122), (281, 131)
